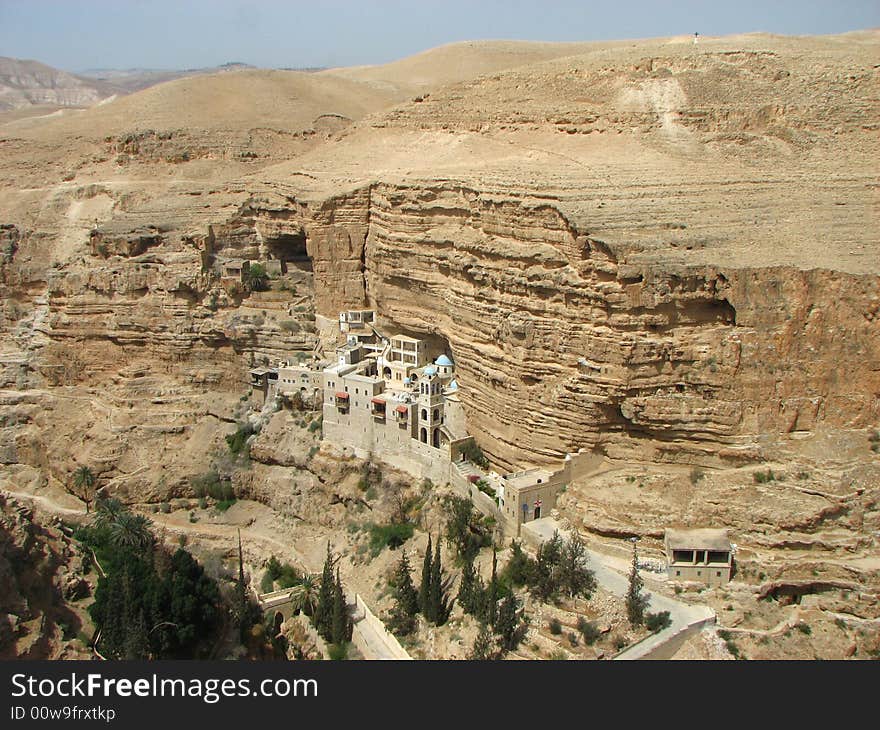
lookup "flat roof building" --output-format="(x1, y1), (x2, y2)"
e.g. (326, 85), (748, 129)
(665, 528), (733, 586)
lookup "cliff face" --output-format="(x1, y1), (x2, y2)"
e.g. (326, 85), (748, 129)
(296, 182), (879, 470)
(0, 33), (877, 562)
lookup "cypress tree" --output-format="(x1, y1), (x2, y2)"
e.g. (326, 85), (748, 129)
(393, 549), (419, 617)
(331, 567), (351, 645)
(387, 549), (419, 637)
(468, 622), (497, 660)
(428, 536), (442, 623)
(418, 534), (433, 617)
(626, 541), (650, 626)
(315, 543), (336, 641)
(496, 592), (525, 653)
(234, 529), (250, 638)
(458, 554), (484, 617)
(486, 547), (498, 627)
(505, 539), (537, 587)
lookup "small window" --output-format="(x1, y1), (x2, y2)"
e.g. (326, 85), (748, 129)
(697, 571), (702, 576)
(716, 571), (721, 577)
(676, 570), (681, 576)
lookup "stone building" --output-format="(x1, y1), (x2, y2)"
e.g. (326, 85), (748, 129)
(220, 258), (249, 283)
(499, 467), (563, 526)
(249, 366), (277, 401)
(320, 312), (467, 483)
(664, 528), (733, 586)
(272, 360), (324, 405)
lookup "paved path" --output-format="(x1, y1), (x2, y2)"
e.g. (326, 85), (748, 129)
(523, 518), (715, 660)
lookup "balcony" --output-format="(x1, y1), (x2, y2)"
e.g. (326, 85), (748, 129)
(371, 397), (386, 420)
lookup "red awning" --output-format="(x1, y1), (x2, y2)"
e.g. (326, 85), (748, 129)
(395, 405), (408, 414)
(371, 397), (386, 406)
(335, 392), (349, 400)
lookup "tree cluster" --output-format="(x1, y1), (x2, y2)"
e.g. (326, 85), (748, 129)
(312, 545), (352, 651)
(504, 531), (596, 604)
(386, 535), (454, 637)
(80, 500), (221, 659)
(460, 548), (528, 659)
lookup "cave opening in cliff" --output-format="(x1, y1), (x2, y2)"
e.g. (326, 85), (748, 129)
(266, 231), (311, 272)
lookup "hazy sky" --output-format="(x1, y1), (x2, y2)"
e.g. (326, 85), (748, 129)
(1, 0), (877, 72)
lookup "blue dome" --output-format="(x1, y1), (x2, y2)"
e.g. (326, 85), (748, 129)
(403, 377), (411, 385)
(435, 354), (453, 367)
(423, 365), (437, 376)
(446, 379), (459, 391)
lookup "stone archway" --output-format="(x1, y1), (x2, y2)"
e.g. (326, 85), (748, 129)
(432, 428), (440, 448)
(420, 427), (428, 443)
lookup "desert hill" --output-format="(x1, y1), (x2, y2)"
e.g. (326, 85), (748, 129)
(319, 38), (621, 91)
(0, 56), (121, 111)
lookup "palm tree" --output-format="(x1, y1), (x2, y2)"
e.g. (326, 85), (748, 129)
(288, 574), (320, 617)
(71, 465), (97, 513)
(94, 497), (126, 529)
(244, 263), (269, 292)
(108, 511), (154, 552)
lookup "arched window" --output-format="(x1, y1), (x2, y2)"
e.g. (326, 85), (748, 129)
(421, 408), (428, 421)
(420, 427), (428, 443)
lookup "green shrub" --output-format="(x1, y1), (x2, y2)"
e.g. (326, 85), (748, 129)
(577, 617), (601, 645)
(226, 423), (256, 455)
(689, 468), (705, 485)
(795, 622), (812, 635)
(260, 572), (275, 594)
(160, 502), (171, 514)
(328, 643), (348, 661)
(191, 472), (234, 501)
(215, 498), (236, 512)
(548, 618), (562, 635)
(459, 440), (489, 468)
(645, 610), (672, 633)
(198, 497), (207, 509)
(368, 522), (414, 555)
(753, 469), (776, 484)
(567, 631), (579, 647)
